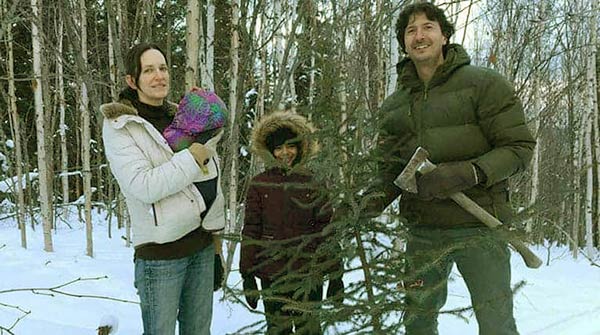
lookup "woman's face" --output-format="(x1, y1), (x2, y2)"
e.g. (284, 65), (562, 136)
(273, 143), (298, 167)
(127, 49), (170, 106)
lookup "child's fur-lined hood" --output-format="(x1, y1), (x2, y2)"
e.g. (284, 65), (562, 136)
(251, 111), (318, 169)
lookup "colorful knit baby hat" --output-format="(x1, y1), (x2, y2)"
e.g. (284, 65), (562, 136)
(163, 88), (228, 151)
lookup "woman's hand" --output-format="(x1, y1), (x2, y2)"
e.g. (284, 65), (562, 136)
(189, 143), (215, 174)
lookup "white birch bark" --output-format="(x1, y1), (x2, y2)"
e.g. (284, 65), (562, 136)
(202, 0), (215, 90)
(584, 113), (594, 258)
(274, 0), (286, 110)
(107, 6), (118, 101)
(587, 0), (599, 255)
(79, 0), (93, 257)
(227, 0), (240, 236)
(386, 2), (399, 98)
(288, 0), (298, 113)
(31, 0), (53, 252)
(526, 3), (546, 234)
(5, 4), (27, 248)
(56, 16), (70, 214)
(185, 0), (200, 89)
(257, 10), (267, 119)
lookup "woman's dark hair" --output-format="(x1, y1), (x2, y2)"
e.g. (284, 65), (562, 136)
(396, 2), (455, 54)
(125, 43), (168, 84)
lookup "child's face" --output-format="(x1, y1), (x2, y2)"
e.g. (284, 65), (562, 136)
(273, 143), (298, 167)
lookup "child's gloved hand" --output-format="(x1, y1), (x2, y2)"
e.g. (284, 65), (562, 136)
(189, 143), (214, 174)
(326, 277), (345, 304)
(213, 254), (224, 291)
(242, 275), (259, 309)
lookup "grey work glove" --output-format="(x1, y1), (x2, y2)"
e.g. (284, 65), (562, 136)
(242, 275), (259, 309)
(416, 161), (479, 200)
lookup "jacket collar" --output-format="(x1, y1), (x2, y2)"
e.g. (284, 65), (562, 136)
(101, 99), (177, 129)
(397, 44), (471, 91)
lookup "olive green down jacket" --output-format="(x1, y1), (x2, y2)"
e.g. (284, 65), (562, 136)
(376, 44), (536, 228)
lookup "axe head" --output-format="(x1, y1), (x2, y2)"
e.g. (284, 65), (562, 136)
(393, 147), (430, 193)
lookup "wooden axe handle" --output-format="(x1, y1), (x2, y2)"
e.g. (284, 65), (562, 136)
(420, 160), (543, 269)
(450, 192), (543, 269)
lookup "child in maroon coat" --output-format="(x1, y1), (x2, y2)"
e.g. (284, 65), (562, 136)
(240, 111), (344, 335)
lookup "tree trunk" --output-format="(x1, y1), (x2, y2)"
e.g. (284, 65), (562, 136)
(4, 3), (27, 248)
(107, 2), (119, 101)
(56, 11), (70, 215)
(185, 0), (200, 89)
(224, 0), (240, 281)
(78, 0), (94, 257)
(31, 0), (53, 252)
(203, 0), (215, 90)
(588, 0), (599, 252)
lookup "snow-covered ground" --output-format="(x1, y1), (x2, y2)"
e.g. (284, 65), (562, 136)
(0, 210), (599, 335)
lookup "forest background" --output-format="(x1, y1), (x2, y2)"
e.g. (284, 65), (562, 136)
(0, 0), (599, 333)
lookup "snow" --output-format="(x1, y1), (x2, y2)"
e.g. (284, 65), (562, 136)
(0, 173), (38, 194)
(1, 211), (599, 335)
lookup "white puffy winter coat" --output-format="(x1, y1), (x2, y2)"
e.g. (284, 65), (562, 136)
(101, 101), (225, 247)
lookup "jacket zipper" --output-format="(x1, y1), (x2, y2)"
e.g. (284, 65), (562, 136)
(417, 84), (429, 146)
(151, 204), (158, 226)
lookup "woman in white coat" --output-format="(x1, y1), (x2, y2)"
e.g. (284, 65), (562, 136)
(101, 43), (224, 335)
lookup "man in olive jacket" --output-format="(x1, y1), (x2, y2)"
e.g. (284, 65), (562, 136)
(369, 3), (536, 335)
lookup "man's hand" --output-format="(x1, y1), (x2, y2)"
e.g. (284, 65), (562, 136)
(189, 143), (214, 174)
(417, 161), (479, 200)
(326, 277), (344, 304)
(242, 275), (259, 309)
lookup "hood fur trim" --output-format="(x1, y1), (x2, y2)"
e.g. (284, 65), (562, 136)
(251, 111), (317, 168)
(100, 99), (177, 120)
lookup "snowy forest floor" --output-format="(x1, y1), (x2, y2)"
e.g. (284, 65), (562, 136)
(0, 209), (599, 335)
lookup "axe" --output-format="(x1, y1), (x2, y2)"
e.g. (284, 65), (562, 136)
(394, 147), (542, 269)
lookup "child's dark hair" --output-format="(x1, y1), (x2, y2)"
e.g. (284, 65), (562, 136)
(125, 43), (168, 84)
(396, 2), (455, 53)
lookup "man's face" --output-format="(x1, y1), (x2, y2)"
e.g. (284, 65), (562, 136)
(127, 49), (170, 106)
(404, 13), (447, 67)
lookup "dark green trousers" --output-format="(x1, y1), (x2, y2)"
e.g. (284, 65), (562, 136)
(403, 227), (519, 335)
(261, 277), (323, 335)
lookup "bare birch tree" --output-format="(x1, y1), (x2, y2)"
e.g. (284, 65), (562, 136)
(31, 0), (53, 252)
(585, 0), (599, 257)
(185, 0), (200, 89)
(78, 0), (94, 257)
(203, 0), (216, 90)
(3, 0), (27, 249)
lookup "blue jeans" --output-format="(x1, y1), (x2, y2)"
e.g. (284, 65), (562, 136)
(134, 244), (214, 335)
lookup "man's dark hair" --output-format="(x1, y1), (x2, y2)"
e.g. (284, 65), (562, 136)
(396, 2), (455, 54)
(125, 43), (168, 84)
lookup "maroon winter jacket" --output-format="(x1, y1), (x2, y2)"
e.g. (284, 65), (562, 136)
(240, 167), (337, 280)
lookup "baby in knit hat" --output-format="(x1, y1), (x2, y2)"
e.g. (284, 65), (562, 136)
(163, 87), (227, 205)
(163, 87), (228, 290)
(164, 87), (227, 153)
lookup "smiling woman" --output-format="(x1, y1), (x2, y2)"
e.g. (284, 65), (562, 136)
(125, 49), (170, 106)
(100, 43), (224, 335)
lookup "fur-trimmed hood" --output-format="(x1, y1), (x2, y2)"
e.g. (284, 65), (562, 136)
(100, 99), (177, 120)
(251, 111), (317, 168)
